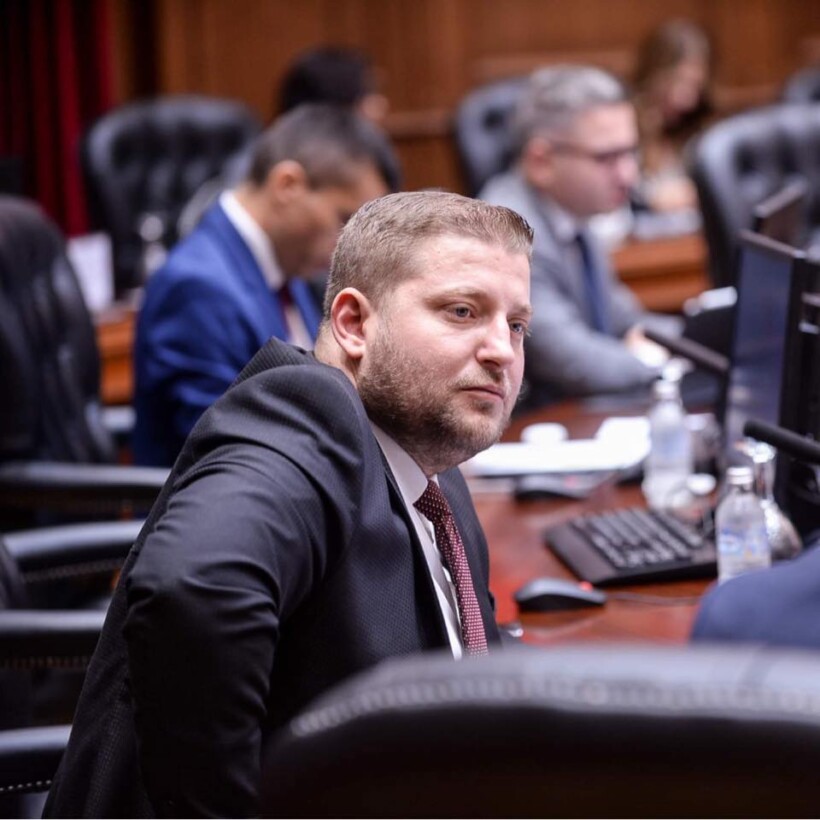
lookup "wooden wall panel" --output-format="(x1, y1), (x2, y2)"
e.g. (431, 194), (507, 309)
(111, 0), (820, 194)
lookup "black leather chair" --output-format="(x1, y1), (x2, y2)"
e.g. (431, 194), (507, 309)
(782, 66), (820, 103)
(0, 520), (137, 723)
(2, 519), (142, 609)
(261, 643), (820, 818)
(0, 196), (166, 525)
(81, 95), (262, 292)
(0, 608), (105, 818)
(0, 725), (71, 817)
(453, 76), (529, 197)
(690, 103), (820, 287)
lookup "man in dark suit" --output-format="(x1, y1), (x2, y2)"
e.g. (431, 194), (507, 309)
(133, 104), (393, 467)
(45, 191), (534, 817)
(479, 65), (681, 410)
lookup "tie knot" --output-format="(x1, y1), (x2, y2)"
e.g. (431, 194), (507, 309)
(278, 282), (293, 307)
(413, 480), (450, 524)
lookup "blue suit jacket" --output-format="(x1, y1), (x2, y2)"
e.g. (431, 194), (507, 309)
(133, 202), (322, 466)
(691, 540), (820, 649)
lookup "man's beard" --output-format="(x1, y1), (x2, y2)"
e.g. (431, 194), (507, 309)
(357, 326), (514, 475)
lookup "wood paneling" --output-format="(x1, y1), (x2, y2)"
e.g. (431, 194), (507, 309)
(110, 0), (820, 194)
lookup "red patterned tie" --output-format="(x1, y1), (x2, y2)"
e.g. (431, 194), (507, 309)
(414, 480), (489, 656)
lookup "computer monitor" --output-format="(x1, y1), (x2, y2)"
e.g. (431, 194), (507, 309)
(721, 231), (815, 467)
(752, 178), (809, 246)
(775, 290), (820, 536)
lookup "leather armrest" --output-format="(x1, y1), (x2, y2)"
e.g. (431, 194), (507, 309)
(4, 519), (143, 578)
(0, 610), (105, 669)
(0, 724), (71, 795)
(0, 461), (167, 514)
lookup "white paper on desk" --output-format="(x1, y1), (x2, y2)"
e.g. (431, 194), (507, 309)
(520, 422), (568, 446)
(66, 232), (114, 313)
(595, 416), (650, 442)
(462, 434), (650, 477)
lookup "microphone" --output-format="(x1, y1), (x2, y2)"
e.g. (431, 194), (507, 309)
(743, 418), (820, 467)
(643, 328), (730, 377)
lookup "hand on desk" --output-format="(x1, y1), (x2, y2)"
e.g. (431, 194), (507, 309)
(625, 324), (671, 369)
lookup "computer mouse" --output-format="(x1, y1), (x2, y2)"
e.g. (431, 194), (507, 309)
(514, 577), (607, 612)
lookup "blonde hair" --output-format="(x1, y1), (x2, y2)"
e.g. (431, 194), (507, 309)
(323, 190), (533, 318)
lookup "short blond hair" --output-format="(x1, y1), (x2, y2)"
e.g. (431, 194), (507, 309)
(324, 190), (533, 318)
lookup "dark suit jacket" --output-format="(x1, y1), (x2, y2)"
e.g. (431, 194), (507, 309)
(133, 202), (322, 467)
(45, 340), (501, 818)
(691, 542), (820, 649)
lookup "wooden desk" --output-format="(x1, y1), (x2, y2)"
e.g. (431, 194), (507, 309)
(92, 233), (709, 405)
(94, 303), (137, 406)
(475, 401), (707, 647)
(613, 232), (708, 313)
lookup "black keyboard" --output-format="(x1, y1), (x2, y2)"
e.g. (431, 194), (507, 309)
(545, 507), (716, 587)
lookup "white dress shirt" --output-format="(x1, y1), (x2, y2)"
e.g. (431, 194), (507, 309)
(219, 190), (313, 349)
(370, 424), (465, 659)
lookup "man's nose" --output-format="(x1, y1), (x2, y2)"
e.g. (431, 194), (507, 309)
(615, 151), (639, 187)
(478, 316), (516, 367)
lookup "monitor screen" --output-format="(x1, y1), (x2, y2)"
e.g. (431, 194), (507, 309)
(722, 232), (810, 465)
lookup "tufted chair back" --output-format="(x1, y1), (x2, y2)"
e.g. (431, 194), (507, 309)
(262, 644), (820, 818)
(0, 196), (115, 465)
(690, 103), (820, 287)
(453, 76), (529, 197)
(81, 95), (262, 292)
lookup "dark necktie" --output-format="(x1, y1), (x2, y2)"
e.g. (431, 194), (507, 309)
(414, 480), (489, 656)
(575, 230), (611, 335)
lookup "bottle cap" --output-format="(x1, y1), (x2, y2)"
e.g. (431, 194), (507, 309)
(725, 465), (754, 489)
(652, 379), (680, 401)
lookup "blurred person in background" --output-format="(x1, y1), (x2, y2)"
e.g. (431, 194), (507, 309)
(134, 105), (392, 467)
(631, 19), (714, 214)
(278, 45), (390, 127)
(480, 65), (681, 410)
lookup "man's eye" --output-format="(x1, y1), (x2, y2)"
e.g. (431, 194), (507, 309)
(510, 320), (528, 336)
(451, 305), (472, 318)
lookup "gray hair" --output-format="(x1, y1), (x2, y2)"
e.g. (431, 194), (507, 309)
(323, 190), (533, 319)
(512, 65), (629, 152)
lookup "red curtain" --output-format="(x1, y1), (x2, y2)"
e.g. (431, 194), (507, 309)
(0, 0), (113, 235)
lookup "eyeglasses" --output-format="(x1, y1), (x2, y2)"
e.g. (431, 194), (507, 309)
(549, 141), (640, 167)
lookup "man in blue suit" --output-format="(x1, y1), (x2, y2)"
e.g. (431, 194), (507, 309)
(133, 104), (392, 466)
(692, 537), (820, 649)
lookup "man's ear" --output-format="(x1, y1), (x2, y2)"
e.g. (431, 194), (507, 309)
(520, 137), (554, 189)
(264, 160), (311, 203)
(329, 288), (374, 362)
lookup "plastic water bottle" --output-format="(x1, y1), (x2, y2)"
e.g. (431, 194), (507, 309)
(642, 379), (693, 511)
(715, 465), (771, 583)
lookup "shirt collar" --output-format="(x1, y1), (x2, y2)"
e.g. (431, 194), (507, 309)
(219, 189), (285, 290)
(539, 194), (586, 245)
(369, 423), (433, 504)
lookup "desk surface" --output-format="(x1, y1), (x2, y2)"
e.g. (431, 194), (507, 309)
(613, 231), (707, 313)
(476, 400), (707, 646)
(92, 232), (708, 406)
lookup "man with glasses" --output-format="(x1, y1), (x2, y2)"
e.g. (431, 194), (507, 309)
(480, 65), (681, 409)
